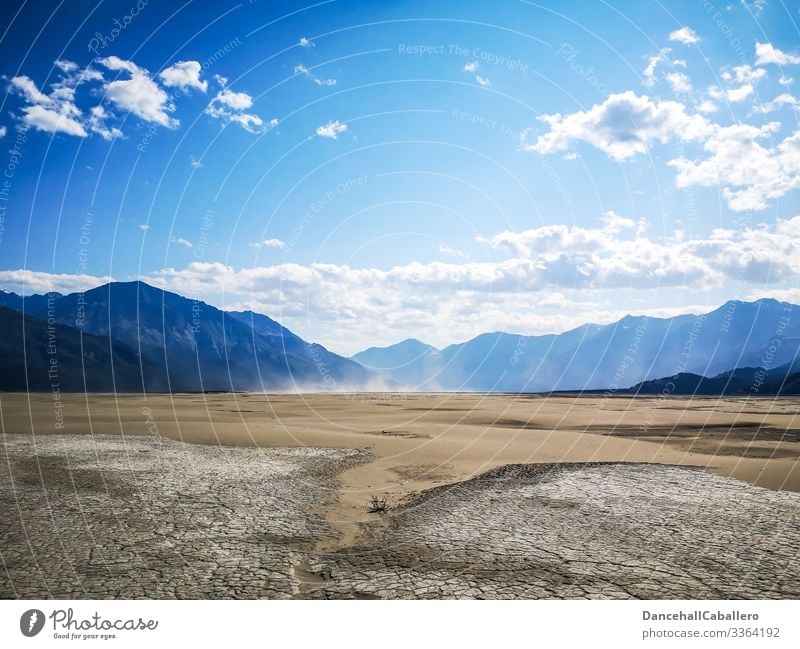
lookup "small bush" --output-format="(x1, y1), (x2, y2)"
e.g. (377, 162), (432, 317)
(367, 495), (388, 513)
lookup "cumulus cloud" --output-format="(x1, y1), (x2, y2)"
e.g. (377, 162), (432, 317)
(708, 83), (754, 102)
(10, 75), (52, 105)
(0, 269), (112, 294)
(755, 42), (800, 66)
(20, 104), (87, 137)
(0, 126), (6, 138)
(476, 215), (800, 287)
(171, 237), (193, 248)
(316, 120), (347, 139)
(299, 37), (314, 48)
(99, 56), (178, 128)
(158, 60), (207, 92)
(669, 123), (800, 211)
(6, 213), (800, 352)
(668, 27), (699, 45)
(464, 61), (478, 72)
(8, 70), (97, 137)
(665, 72), (692, 93)
(250, 238), (288, 250)
(754, 93), (799, 114)
(205, 86), (267, 133)
(118, 214), (800, 351)
(721, 64), (765, 84)
(475, 75), (491, 87)
(522, 91), (710, 161)
(87, 105), (122, 140)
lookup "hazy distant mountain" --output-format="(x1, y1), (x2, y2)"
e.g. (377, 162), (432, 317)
(0, 306), (164, 392)
(226, 309), (377, 389)
(1, 281), (373, 392)
(352, 299), (800, 392)
(351, 338), (441, 387)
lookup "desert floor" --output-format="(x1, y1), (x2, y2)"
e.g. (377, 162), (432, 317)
(1, 392), (799, 598)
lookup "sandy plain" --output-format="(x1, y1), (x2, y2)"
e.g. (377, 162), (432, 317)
(1, 392), (799, 598)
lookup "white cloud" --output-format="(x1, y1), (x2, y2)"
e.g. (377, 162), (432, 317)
(299, 37), (314, 48)
(250, 238), (288, 250)
(172, 237), (193, 248)
(643, 48), (671, 87)
(54, 60), (78, 73)
(464, 61), (478, 72)
(189, 155), (204, 169)
(21, 104), (87, 137)
(294, 63), (336, 87)
(721, 64), (766, 83)
(779, 75), (794, 86)
(668, 27), (700, 45)
(696, 99), (718, 113)
(10, 75), (52, 105)
(0, 269), (112, 294)
(0, 126), (6, 138)
(601, 210), (637, 234)
(754, 93), (799, 114)
(130, 215), (800, 351)
(522, 91), (711, 161)
(755, 42), (800, 65)
(476, 215), (800, 286)
(475, 75), (491, 87)
(99, 56), (178, 128)
(316, 120), (347, 139)
(670, 123), (800, 211)
(158, 60), (207, 92)
(205, 87), (265, 133)
(665, 72), (692, 93)
(139, 224), (150, 231)
(709, 83), (754, 102)
(438, 245), (468, 259)
(6, 212), (800, 352)
(87, 105), (122, 140)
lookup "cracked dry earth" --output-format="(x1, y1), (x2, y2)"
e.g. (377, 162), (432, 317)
(2, 435), (799, 599)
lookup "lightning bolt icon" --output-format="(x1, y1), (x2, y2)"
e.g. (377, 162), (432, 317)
(28, 611), (38, 632)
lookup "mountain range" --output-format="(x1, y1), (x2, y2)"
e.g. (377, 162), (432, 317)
(0, 282), (372, 392)
(1, 282), (798, 395)
(351, 299), (800, 394)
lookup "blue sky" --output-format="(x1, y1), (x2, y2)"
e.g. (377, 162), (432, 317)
(1, 0), (799, 353)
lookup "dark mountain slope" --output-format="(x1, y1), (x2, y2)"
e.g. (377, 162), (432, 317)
(0, 306), (164, 392)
